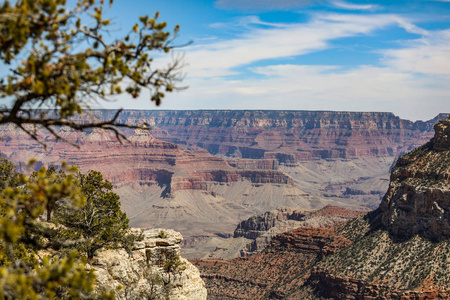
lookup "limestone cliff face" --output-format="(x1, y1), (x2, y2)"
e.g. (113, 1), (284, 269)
(92, 228), (207, 300)
(380, 116), (450, 240)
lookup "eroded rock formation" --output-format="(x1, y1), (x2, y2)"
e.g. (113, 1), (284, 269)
(0, 124), (303, 258)
(93, 228), (207, 299)
(380, 116), (450, 240)
(193, 227), (351, 299)
(229, 205), (364, 257)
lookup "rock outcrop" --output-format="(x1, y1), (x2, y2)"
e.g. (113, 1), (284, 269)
(93, 228), (207, 299)
(231, 205), (364, 256)
(380, 116), (450, 240)
(193, 227), (351, 300)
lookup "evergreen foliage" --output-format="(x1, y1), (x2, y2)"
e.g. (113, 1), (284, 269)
(54, 170), (135, 259)
(0, 0), (180, 297)
(0, 0), (183, 144)
(0, 160), (100, 299)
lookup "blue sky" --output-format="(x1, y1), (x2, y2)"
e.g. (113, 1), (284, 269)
(103, 0), (450, 121)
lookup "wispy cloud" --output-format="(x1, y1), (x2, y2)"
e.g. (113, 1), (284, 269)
(210, 15), (290, 30)
(330, 0), (379, 11)
(215, 0), (381, 11)
(154, 63), (449, 121)
(382, 29), (450, 75)
(215, 0), (316, 11)
(183, 13), (401, 77)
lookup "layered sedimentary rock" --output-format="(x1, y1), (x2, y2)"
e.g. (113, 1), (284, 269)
(82, 110), (448, 211)
(1, 110), (448, 260)
(91, 110), (445, 161)
(0, 127), (291, 193)
(0, 125), (309, 258)
(195, 214), (450, 299)
(380, 116), (450, 240)
(207, 205), (364, 258)
(93, 228), (207, 299)
(193, 227), (350, 299)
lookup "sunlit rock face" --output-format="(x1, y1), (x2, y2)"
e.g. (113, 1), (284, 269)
(93, 228), (207, 300)
(380, 116), (450, 240)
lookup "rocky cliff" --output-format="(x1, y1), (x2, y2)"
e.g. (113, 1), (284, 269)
(1, 110), (448, 259)
(93, 228), (207, 299)
(193, 227), (349, 299)
(0, 126), (291, 192)
(380, 116), (450, 240)
(81, 110), (449, 212)
(91, 110), (444, 162)
(230, 205), (364, 257)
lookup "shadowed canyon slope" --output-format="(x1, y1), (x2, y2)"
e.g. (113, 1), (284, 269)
(194, 117), (450, 299)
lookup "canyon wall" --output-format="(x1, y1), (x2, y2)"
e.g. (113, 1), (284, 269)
(0, 125), (308, 258)
(87, 110), (445, 162)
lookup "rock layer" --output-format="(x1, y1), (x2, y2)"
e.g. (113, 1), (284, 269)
(0, 125), (306, 258)
(193, 227), (350, 299)
(91, 110), (445, 162)
(232, 205), (364, 256)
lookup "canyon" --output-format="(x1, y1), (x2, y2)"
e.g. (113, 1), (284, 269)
(193, 116), (450, 299)
(0, 110), (447, 258)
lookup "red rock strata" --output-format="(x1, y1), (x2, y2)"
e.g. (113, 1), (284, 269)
(88, 110), (446, 162)
(0, 126), (292, 194)
(194, 222), (450, 299)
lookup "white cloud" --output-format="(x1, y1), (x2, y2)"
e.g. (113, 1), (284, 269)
(330, 0), (379, 11)
(182, 13), (401, 78)
(155, 64), (449, 121)
(215, 0), (314, 11)
(382, 29), (450, 75)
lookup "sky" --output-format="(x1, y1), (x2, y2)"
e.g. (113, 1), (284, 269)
(103, 0), (450, 121)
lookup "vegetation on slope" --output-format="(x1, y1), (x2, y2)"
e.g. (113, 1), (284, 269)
(0, 158), (135, 298)
(320, 213), (450, 291)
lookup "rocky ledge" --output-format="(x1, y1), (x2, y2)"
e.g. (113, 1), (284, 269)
(193, 116), (450, 299)
(92, 228), (207, 300)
